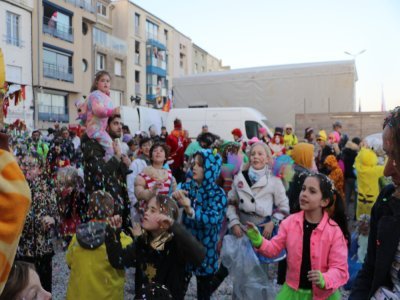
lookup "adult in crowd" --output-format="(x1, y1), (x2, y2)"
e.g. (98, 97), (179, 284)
(149, 124), (160, 143)
(0, 133), (31, 295)
(135, 143), (176, 216)
(0, 261), (51, 300)
(231, 128), (247, 152)
(259, 127), (270, 144)
(127, 137), (152, 222)
(166, 119), (189, 183)
(316, 130), (335, 174)
(28, 130), (49, 161)
(81, 114), (131, 230)
(122, 124), (130, 135)
(283, 123), (298, 154)
(350, 106), (400, 299)
(159, 126), (168, 143)
(60, 126), (75, 161)
(46, 139), (71, 179)
(342, 137), (361, 211)
(202, 124), (209, 134)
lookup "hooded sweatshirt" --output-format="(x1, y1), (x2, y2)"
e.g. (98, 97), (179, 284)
(180, 149), (228, 275)
(66, 221), (132, 300)
(0, 140), (31, 294)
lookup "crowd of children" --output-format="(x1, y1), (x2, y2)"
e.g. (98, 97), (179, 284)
(0, 71), (399, 299)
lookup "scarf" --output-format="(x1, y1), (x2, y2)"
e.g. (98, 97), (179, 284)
(248, 166), (267, 184)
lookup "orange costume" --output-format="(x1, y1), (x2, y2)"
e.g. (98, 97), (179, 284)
(0, 133), (31, 294)
(325, 154), (345, 199)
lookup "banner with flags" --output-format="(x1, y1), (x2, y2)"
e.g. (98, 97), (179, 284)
(162, 90), (173, 112)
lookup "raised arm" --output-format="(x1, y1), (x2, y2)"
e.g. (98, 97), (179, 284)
(104, 226), (136, 269)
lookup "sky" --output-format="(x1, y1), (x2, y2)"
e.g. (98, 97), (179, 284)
(131, 0), (399, 112)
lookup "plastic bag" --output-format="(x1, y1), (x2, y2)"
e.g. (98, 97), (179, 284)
(221, 235), (273, 299)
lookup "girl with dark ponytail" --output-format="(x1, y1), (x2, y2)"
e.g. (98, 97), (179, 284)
(246, 172), (349, 300)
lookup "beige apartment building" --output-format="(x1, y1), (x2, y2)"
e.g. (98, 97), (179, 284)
(32, 0), (99, 128)
(0, 0), (34, 129)
(111, 0), (225, 109)
(193, 43), (230, 74)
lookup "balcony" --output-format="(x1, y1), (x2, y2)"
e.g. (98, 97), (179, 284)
(65, 0), (96, 14)
(38, 105), (69, 122)
(146, 33), (166, 51)
(93, 28), (127, 55)
(43, 62), (74, 82)
(43, 17), (73, 42)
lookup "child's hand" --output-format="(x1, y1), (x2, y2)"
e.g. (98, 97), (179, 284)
(172, 190), (190, 208)
(108, 215), (122, 229)
(130, 222), (142, 237)
(246, 222), (263, 248)
(231, 224), (244, 238)
(308, 270), (325, 288)
(113, 107), (120, 115)
(261, 221), (274, 239)
(155, 214), (174, 230)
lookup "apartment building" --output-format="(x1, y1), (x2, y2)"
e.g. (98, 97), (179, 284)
(206, 53), (230, 72)
(193, 43), (230, 74)
(32, 0), (98, 128)
(93, 0), (127, 107)
(0, 0), (34, 129)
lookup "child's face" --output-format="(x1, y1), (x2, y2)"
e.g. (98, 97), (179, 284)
(142, 198), (163, 232)
(97, 75), (111, 94)
(192, 155), (204, 183)
(18, 269), (52, 300)
(299, 177), (329, 212)
(151, 146), (166, 164)
(250, 144), (269, 170)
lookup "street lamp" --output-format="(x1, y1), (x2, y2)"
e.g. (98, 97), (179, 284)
(344, 50), (366, 112)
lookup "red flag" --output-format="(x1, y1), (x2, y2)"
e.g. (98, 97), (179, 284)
(21, 85), (26, 100)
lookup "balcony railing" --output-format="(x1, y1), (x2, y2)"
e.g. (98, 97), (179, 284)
(43, 62), (74, 82)
(3, 34), (24, 47)
(43, 17), (73, 42)
(38, 105), (69, 122)
(93, 29), (127, 55)
(65, 0), (96, 14)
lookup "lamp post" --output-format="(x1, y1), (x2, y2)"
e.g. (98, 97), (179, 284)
(344, 49), (366, 112)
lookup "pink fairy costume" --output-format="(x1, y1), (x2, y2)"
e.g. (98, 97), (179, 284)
(86, 90), (114, 157)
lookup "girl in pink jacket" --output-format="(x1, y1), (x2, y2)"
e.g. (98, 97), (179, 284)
(86, 71), (119, 159)
(247, 173), (350, 300)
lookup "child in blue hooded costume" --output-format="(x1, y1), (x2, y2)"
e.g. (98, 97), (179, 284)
(172, 149), (227, 300)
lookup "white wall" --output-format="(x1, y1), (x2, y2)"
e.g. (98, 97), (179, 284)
(0, 1), (34, 129)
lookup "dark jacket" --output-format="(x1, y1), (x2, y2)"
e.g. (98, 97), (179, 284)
(349, 184), (400, 299)
(342, 141), (359, 179)
(317, 144), (335, 175)
(81, 134), (131, 229)
(287, 164), (311, 214)
(105, 223), (206, 300)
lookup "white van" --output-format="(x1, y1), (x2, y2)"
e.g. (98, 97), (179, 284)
(120, 106), (168, 135)
(165, 107), (273, 141)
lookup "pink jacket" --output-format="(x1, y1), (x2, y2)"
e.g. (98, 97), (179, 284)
(257, 211), (348, 300)
(86, 90), (114, 138)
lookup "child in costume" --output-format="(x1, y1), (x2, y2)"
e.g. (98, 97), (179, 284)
(354, 147), (384, 220)
(247, 173), (350, 300)
(269, 127), (286, 157)
(66, 191), (132, 300)
(173, 149), (227, 299)
(85, 71), (119, 159)
(0, 133), (31, 294)
(105, 195), (205, 300)
(324, 154), (345, 200)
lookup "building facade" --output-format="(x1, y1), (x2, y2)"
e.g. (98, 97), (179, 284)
(0, 0), (34, 129)
(32, 0), (98, 128)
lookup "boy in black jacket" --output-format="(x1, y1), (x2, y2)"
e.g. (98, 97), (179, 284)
(105, 195), (206, 300)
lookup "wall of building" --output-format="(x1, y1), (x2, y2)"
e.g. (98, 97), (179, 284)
(295, 111), (386, 140)
(0, 0), (34, 128)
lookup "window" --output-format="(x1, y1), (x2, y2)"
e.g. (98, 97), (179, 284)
(38, 92), (68, 122)
(110, 90), (122, 106)
(93, 28), (107, 45)
(134, 13), (140, 34)
(97, 2), (107, 17)
(146, 20), (158, 40)
(164, 29), (168, 44)
(82, 59), (88, 72)
(43, 47), (73, 82)
(96, 53), (106, 70)
(114, 59), (122, 76)
(43, 5), (73, 42)
(6, 11), (20, 46)
(202, 66), (205, 72)
(82, 22), (88, 35)
(245, 121), (262, 139)
(179, 53), (185, 68)
(135, 41), (140, 65)
(194, 63), (198, 74)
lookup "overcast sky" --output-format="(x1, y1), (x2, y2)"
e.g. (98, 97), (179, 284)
(131, 0), (400, 111)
